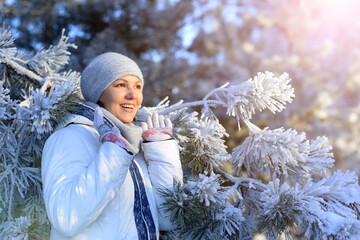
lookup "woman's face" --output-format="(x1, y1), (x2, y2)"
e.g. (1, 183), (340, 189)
(99, 75), (143, 124)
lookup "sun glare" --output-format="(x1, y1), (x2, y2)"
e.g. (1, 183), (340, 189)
(304, 0), (360, 56)
(315, 0), (360, 30)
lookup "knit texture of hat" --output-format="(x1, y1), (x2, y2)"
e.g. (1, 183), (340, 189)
(80, 52), (144, 103)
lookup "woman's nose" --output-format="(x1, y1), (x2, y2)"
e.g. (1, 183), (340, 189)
(125, 87), (136, 99)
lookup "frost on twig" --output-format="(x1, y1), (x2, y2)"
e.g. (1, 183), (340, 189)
(0, 27), (16, 58)
(0, 27), (42, 83)
(258, 171), (360, 239)
(27, 29), (77, 77)
(0, 82), (16, 120)
(203, 72), (294, 126)
(0, 214), (49, 240)
(19, 74), (80, 137)
(138, 98), (230, 175)
(231, 127), (334, 185)
(160, 71), (294, 130)
(180, 117), (231, 175)
(0, 28), (77, 85)
(163, 72), (295, 122)
(159, 172), (253, 239)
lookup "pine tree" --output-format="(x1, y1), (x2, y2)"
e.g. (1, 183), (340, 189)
(0, 27), (80, 239)
(184, 0), (360, 174)
(137, 72), (360, 239)
(1, 26), (360, 240)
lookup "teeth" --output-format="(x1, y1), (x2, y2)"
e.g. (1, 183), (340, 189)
(121, 104), (134, 109)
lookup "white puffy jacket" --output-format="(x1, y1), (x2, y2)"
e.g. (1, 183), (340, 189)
(41, 114), (183, 240)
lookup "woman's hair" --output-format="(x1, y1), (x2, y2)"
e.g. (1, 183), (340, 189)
(97, 100), (105, 108)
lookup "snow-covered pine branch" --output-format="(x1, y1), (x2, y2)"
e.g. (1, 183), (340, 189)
(230, 126), (334, 185)
(27, 29), (77, 77)
(139, 100), (231, 175)
(139, 72), (294, 176)
(160, 71), (294, 129)
(0, 27), (16, 58)
(0, 27), (42, 83)
(140, 68), (360, 239)
(0, 82), (16, 120)
(159, 172), (253, 240)
(0, 28), (77, 85)
(258, 170), (360, 239)
(179, 117), (231, 175)
(19, 73), (80, 137)
(0, 26), (79, 239)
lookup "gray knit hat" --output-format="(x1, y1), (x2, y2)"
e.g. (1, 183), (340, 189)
(80, 52), (144, 103)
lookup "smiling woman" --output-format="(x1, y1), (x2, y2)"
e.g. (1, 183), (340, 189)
(41, 52), (183, 240)
(99, 75), (143, 124)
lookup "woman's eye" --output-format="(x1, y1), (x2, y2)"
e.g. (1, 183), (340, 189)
(135, 85), (142, 90)
(116, 83), (126, 87)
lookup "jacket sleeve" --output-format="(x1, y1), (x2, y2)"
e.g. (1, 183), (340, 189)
(142, 139), (183, 231)
(41, 125), (133, 237)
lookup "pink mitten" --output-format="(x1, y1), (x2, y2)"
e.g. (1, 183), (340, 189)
(93, 107), (131, 154)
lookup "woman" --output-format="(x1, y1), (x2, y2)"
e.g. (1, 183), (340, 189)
(41, 52), (183, 240)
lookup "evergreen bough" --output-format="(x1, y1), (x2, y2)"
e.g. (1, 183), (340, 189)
(1, 27), (360, 240)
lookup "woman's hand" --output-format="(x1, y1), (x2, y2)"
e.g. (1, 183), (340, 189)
(93, 107), (132, 154)
(141, 113), (173, 142)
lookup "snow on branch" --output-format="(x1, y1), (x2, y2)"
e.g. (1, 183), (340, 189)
(0, 82), (16, 120)
(27, 29), (77, 77)
(159, 172), (252, 239)
(18, 74), (80, 137)
(0, 27), (16, 58)
(160, 71), (294, 129)
(0, 121), (42, 221)
(180, 117), (231, 175)
(0, 27), (42, 83)
(0, 26), (78, 239)
(258, 171), (360, 239)
(186, 171), (232, 207)
(1, 56), (43, 83)
(258, 179), (303, 239)
(0, 27), (77, 84)
(0, 214), (48, 240)
(230, 127), (334, 185)
(316, 170), (360, 213)
(295, 170), (360, 239)
(139, 101), (230, 175)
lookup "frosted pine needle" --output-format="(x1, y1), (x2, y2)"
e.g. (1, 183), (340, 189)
(159, 72), (294, 130)
(258, 180), (302, 240)
(231, 127), (334, 184)
(181, 117), (230, 175)
(27, 29), (77, 77)
(0, 83), (16, 120)
(0, 27), (16, 58)
(186, 171), (231, 206)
